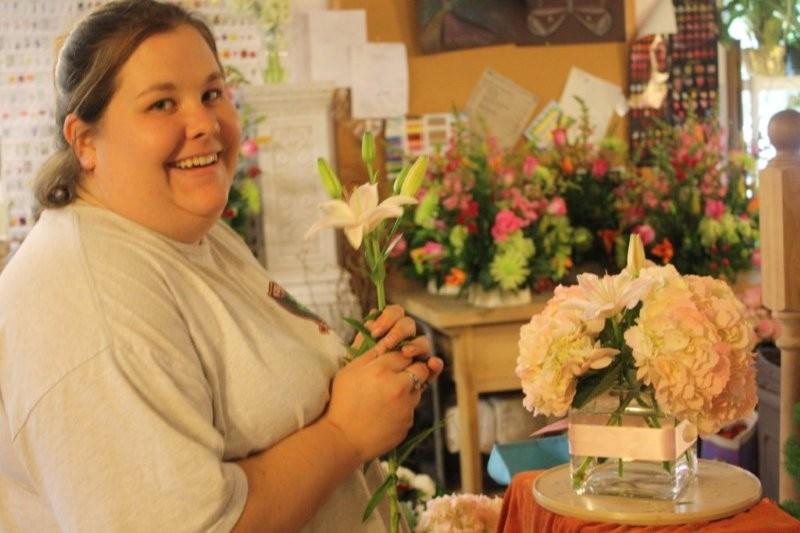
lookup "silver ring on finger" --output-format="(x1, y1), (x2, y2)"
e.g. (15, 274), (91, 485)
(403, 369), (423, 392)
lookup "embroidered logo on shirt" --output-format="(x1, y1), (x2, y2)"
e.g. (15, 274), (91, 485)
(267, 281), (331, 334)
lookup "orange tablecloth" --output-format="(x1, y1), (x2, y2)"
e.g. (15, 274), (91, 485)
(497, 471), (800, 532)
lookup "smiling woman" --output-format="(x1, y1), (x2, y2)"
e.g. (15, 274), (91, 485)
(69, 25), (240, 243)
(0, 1), (443, 532)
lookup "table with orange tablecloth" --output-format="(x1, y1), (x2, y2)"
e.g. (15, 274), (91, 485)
(497, 470), (800, 532)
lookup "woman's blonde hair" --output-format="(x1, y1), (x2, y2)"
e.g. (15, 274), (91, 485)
(35, 0), (221, 208)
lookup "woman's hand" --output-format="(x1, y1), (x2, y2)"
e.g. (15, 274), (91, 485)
(325, 305), (444, 462)
(352, 304), (444, 383)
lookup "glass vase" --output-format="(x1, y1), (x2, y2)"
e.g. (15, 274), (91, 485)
(568, 390), (697, 500)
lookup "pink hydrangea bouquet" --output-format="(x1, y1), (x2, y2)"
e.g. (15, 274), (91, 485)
(516, 235), (758, 498)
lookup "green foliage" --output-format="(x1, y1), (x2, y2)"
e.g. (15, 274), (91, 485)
(781, 402), (800, 518)
(719, 0), (799, 48)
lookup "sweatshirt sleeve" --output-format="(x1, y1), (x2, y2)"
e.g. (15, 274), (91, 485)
(12, 344), (248, 533)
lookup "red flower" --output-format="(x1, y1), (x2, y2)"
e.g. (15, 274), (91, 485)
(651, 238), (674, 264)
(597, 229), (618, 254)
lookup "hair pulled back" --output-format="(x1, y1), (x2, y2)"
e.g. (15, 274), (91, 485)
(35, 0), (220, 208)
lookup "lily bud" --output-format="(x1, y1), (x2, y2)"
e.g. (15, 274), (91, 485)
(392, 165), (411, 195)
(317, 158), (343, 199)
(400, 155), (428, 198)
(361, 130), (376, 166)
(626, 233), (646, 277)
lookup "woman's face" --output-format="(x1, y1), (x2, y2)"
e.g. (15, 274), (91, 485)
(81, 24), (241, 242)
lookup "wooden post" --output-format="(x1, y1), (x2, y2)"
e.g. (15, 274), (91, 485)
(760, 109), (800, 503)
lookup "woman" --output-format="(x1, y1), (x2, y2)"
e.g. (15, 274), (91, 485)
(0, 1), (442, 531)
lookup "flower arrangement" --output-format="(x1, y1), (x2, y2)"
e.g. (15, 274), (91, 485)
(396, 119), (578, 298)
(524, 100), (628, 270)
(614, 117), (760, 280)
(223, 67), (265, 250)
(305, 132), (430, 533)
(516, 235), (758, 496)
(414, 493), (503, 533)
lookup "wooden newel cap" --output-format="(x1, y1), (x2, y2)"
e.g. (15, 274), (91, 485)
(768, 109), (800, 157)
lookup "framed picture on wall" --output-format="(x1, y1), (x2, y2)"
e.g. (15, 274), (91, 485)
(419, 0), (626, 54)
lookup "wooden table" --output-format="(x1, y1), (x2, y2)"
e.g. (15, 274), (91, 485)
(391, 288), (548, 494)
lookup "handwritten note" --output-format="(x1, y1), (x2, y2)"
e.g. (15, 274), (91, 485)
(465, 69), (539, 149)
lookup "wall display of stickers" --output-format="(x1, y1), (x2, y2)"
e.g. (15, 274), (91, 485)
(628, 0), (718, 160)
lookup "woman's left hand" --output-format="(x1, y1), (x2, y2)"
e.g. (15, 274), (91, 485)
(352, 304), (444, 385)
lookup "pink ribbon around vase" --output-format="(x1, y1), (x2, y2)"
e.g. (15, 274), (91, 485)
(568, 414), (697, 461)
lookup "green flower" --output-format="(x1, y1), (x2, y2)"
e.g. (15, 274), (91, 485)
(414, 188), (439, 229)
(720, 213), (740, 244)
(533, 166), (554, 188)
(572, 226), (593, 251)
(498, 230), (535, 259)
(599, 136), (626, 155)
(737, 217), (754, 239)
(449, 225), (469, 254)
(490, 251), (530, 290)
(699, 217), (722, 247)
(239, 180), (261, 214)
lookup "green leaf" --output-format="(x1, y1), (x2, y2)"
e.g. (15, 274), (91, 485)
(343, 317), (377, 358)
(397, 422), (444, 465)
(362, 474), (395, 522)
(571, 359), (622, 409)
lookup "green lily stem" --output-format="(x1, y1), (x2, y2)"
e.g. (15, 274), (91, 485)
(387, 451), (400, 533)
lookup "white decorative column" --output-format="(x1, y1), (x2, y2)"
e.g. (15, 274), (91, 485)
(241, 83), (359, 336)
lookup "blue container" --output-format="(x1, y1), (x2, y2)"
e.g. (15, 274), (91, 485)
(487, 434), (570, 486)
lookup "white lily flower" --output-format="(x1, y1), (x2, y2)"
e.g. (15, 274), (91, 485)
(304, 183), (417, 249)
(564, 271), (654, 322)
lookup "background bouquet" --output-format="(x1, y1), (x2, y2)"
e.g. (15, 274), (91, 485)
(516, 235), (758, 496)
(396, 119), (578, 299)
(523, 100), (627, 271)
(614, 117), (759, 280)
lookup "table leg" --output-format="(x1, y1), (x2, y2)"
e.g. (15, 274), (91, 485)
(452, 329), (483, 494)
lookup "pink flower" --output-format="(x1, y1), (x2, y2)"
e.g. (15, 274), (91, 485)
(546, 197), (567, 216)
(705, 199), (726, 219)
(523, 155), (539, 177)
(633, 224), (656, 245)
(552, 127), (567, 147)
(740, 287), (762, 309)
(625, 274), (757, 434)
(501, 169), (515, 186)
(415, 494), (503, 533)
(388, 236), (407, 258)
(240, 139), (259, 157)
(591, 158), (609, 178)
(751, 249), (761, 267)
(491, 209), (524, 242)
(422, 241), (444, 256)
(756, 318), (781, 342)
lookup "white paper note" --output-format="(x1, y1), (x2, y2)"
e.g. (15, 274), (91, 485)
(559, 67), (626, 143)
(635, 0), (677, 38)
(307, 10), (367, 87)
(465, 68), (539, 149)
(350, 43), (408, 119)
